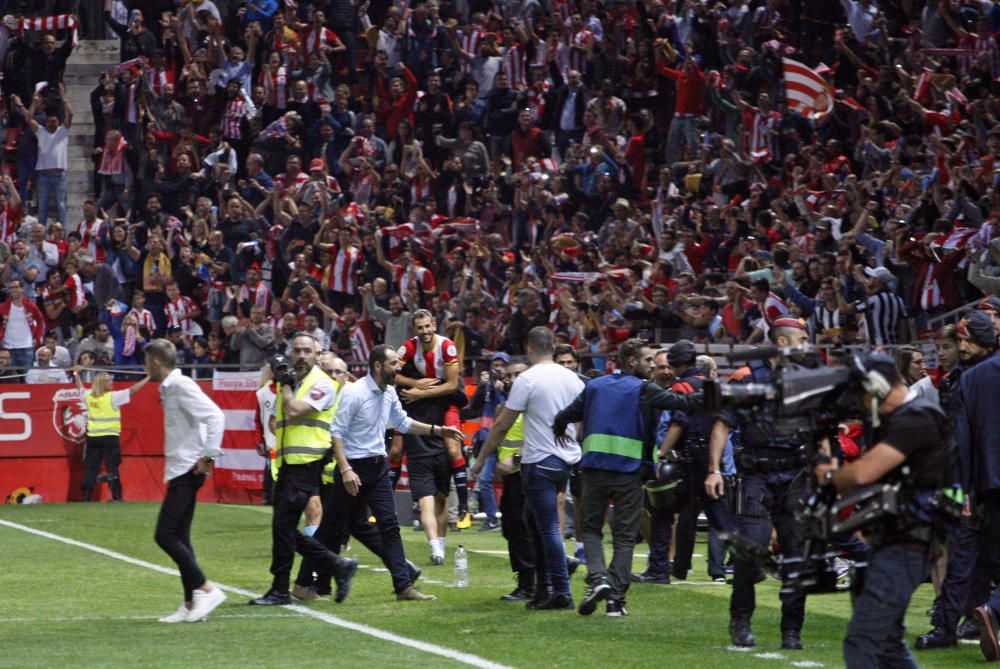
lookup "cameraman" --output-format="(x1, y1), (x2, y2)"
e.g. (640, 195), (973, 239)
(705, 317), (811, 650)
(814, 353), (958, 669)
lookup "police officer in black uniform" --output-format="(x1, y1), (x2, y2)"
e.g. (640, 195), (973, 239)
(814, 353), (959, 668)
(660, 340), (737, 581)
(704, 318), (811, 650)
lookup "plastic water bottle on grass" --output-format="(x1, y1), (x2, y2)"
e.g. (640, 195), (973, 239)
(455, 545), (468, 587)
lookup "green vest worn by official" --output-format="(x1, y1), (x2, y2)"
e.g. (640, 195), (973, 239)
(273, 366), (340, 479)
(85, 392), (122, 438)
(497, 414), (525, 475)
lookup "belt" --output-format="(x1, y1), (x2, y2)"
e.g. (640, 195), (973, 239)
(349, 455), (386, 466)
(674, 113), (696, 118)
(37, 168), (65, 174)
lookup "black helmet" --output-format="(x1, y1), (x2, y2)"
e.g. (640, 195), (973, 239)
(645, 461), (689, 510)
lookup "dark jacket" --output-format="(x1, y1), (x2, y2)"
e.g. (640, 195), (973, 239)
(954, 352), (1000, 495)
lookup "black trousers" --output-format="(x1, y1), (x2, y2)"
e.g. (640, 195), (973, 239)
(270, 463), (343, 593)
(295, 483), (388, 590)
(327, 456), (412, 594)
(82, 435), (122, 501)
(155, 471), (207, 602)
(500, 471), (535, 582)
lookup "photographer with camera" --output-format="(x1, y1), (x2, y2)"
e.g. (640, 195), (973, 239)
(248, 334), (359, 606)
(705, 317), (811, 650)
(814, 353), (958, 668)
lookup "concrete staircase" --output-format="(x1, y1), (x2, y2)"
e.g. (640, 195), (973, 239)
(63, 40), (120, 228)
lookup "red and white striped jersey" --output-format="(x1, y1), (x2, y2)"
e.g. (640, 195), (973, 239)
(399, 333), (459, 382)
(0, 206), (22, 246)
(238, 281), (271, 311)
(221, 95), (250, 140)
(395, 264), (436, 296)
(761, 292), (790, 326)
(335, 318), (373, 363)
(568, 29), (595, 73)
(146, 66), (174, 96)
(166, 295), (199, 334)
(302, 26), (339, 59)
(959, 32), (1000, 78)
(64, 274), (86, 309)
(460, 29), (484, 73)
(79, 218), (106, 262)
(128, 307), (156, 334)
(503, 42), (526, 89)
(325, 244), (362, 294)
(743, 108), (781, 159)
(275, 171), (310, 192)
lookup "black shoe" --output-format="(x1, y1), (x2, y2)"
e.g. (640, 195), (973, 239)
(605, 600), (628, 617)
(974, 605), (1000, 662)
(578, 580), (611, 616)
(915, 627), (957, 650)
(671, 565), (688, 581)
(249, 589), (291, 606)
(957, 618), (981, 640)
(501, 586), (532, 601)
(478, 520), (501, 532)
(781, 629), (803, 650)
(730, 617), (755, 647)
(536, 593), (574, 611)
(631, 570), (670, 585)
(333, 558), (359, 603)
(565, 556), (581, 578)
(407, 560), (422, 584)
(526, 586), (553, 610)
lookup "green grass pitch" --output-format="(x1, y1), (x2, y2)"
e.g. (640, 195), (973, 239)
(0, 502), (982, 668)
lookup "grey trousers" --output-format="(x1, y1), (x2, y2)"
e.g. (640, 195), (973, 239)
(579, 469), (645, 602)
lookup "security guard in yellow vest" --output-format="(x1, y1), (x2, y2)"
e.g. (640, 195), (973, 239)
(249, 334), (359, 606)
(493, 363), (536, 601)
(294, 353), (423, 599)
(74, 366), (149, 502)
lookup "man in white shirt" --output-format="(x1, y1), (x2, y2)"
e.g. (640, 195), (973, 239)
(144, 338), (227, 624)
(11, 87), (72, 229)
(329, 344), (464, 601)
(472, 326), (585, 610)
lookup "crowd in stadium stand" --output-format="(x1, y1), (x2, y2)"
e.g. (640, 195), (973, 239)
(0, 0), (999, 380)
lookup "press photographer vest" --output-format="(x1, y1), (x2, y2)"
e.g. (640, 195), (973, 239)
(580, 374), (647, 474)
(274, 367), (338, 475)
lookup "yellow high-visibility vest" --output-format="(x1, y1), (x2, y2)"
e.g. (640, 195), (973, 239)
(272, 367), (340, 478)
(85, 392), (121, 438)
(496, 415), (524, 475)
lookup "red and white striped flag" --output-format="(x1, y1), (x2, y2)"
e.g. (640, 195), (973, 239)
(20, 14), (79, 47)
(782, 57), (833, 119)
(533, 157), (559, 173)
(210, 372), (266, 492)
(548, 272), (604, 283)
(932, 227), (978, 252)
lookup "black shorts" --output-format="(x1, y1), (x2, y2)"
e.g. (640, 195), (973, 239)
(407, 452), (451, 501)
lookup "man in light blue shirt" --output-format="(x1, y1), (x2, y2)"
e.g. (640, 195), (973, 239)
(329, 344), (464, 601)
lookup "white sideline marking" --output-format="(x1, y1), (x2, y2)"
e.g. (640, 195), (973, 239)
(753, 652), (785, 659)
(0, 519), (513, 669)
(790, 662), (824, 668)
(0, 613), (301, 623)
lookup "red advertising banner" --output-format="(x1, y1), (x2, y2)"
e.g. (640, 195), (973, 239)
(0, 380), (265, 505)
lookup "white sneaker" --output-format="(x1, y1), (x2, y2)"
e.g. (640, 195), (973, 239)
(159, 604), (190, 623)
(186, 586), (227, 622)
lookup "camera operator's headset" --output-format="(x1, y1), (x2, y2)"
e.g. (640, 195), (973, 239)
(851, 353), (896, 427)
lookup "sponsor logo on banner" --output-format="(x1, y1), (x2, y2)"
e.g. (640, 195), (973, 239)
(212, 371), (261, 392)
(51, 388), (86, 444)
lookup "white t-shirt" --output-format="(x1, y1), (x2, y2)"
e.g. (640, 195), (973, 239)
(35, 126), (70, 171)
(2, 303), (33, 349)
(504, 361), (585, 465)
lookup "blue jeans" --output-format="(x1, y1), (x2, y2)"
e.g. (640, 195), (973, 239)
(844, 544), (931, 668)
(36, 170), (67, 229)
(476, 452), (498, 523)
(521, 455), (572, 596)
(7, 347), (33, 370)
(665, 115), (701, 164)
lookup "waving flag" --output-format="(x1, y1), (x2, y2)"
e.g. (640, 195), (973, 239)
(782, 57), (833, 119)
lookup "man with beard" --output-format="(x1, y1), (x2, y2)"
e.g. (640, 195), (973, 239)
(395, 310), (472, 536)
(918, 311), (998, 650)
(329, 344), (462, 600)
(362, 283), (412, 350)
(248, 333), (359, 606)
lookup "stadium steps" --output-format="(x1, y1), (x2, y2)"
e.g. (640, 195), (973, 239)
(63, 40), (120, 225)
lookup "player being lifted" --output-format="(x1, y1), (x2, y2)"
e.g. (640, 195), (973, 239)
(390, 309), (472, 534)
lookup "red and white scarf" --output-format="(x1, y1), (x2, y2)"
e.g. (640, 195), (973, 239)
(98, 136), (128, 175)
(261, 66), (288, 109)
(20, 14), (78, 47)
